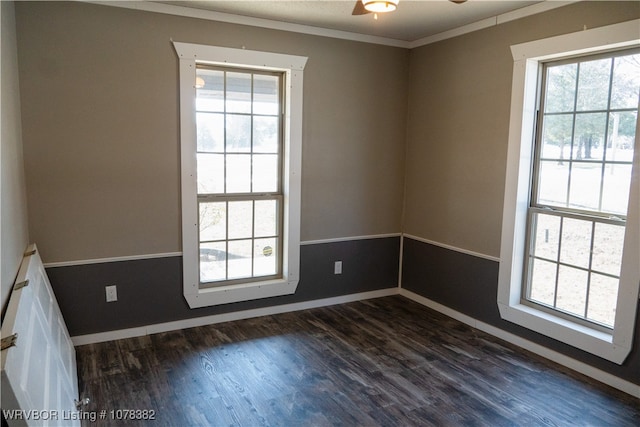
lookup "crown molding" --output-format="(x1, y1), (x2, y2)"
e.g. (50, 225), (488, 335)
(82, 1), (577, 49)
(82, 1), (410, 48)
(409, 1), (576, 49)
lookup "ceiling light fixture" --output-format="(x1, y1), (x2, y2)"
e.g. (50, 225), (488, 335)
(362, 0), (399, 14)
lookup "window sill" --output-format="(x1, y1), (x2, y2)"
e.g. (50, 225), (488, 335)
(497, 301), (631, 364)
(184, 277), (299, 308)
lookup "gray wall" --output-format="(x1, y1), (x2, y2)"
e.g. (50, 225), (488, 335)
(1, 1), (29, 315)
(404, 1), (639, 257)
(47, 237), (400, 336)
(8, 0), (640, 390)
(402, 1), (640, 384)
(13, 1), (405, 336)
(15, 1), (407, 264)
(402, 238), (640, 385)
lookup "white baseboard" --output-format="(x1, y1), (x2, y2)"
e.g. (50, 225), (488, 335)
(71, 288), (398, 346)
(399, 288), (640, 399)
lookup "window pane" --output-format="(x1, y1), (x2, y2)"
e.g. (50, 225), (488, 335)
(544, 64), (577, 113)
(559, 218), (592, 269)
(587, 273), (618, 328)
(254, 200), (277, 237)
(573, 113), (606, 161)
(606, 111), (636, 162)
(254, 238), (277, 276)
(610, 53), (640, 110)
(541, 114), (573, 160)
(253, 116), (279, 153)
(529, 258), (557, 307)
(556, 265), (588, 317)
(228, 201), (253, 239)
(601, 164), (632, 215)
(576, 58), (611, 111)
(193, 67), (284, 287)
(199, 202), (226, 242)
(537, 160), (569, 206)
(531, 213), (560, 261)
(525, 51), (637, 331)
(567, 162), (602, 211)
(226, 114), (251, 153)
(196, 69), (224, 112)
(252, 155), (278, 193)
(200, 241), (226, 283)
(226, 72), (251, 114)
(197, 112), (224, 152)
(591, 222), (625, 276)
(228, 240), (252, 279)
(226, 154), (251, 193)
(197, 153), (224, 194)
(253, 74), (279, 115)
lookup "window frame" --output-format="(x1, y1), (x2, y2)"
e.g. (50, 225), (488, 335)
(174, 42), (307, 308)
(498, 20), (640, 364)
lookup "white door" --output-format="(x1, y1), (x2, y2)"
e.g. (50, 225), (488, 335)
(1, 245), (80, 427)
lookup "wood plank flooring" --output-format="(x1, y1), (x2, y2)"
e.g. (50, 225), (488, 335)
(76, 296), (639, 426)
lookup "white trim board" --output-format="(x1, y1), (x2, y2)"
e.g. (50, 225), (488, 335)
(402, 233), (500, 263)
(399, 288), (640, 399)
(42, 234), (402, 268)
(85, 0), (573, 49)
(43, 252), (183, 268)
(70, 288), (398, 345)
(300, 233), (401, 246)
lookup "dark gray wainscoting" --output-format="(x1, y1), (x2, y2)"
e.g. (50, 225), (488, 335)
(47, 236), (400, 337)
(401, 237), (639, 386)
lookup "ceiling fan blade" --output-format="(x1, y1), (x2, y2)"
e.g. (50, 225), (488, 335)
(352, 1), (370, 15)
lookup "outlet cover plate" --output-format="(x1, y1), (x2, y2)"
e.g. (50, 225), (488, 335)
(334, 261), (342, 275)
(105, 285), (118, 302)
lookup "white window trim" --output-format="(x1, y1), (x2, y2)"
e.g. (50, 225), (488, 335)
(173, 42), (307, 308)
(498, 20), (640, 364)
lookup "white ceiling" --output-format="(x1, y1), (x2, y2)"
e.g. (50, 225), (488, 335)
(155, 0), (560, 43)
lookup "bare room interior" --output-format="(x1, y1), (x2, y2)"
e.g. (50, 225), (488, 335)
(1, 0), (639, 425)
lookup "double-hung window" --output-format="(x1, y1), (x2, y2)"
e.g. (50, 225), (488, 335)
(196, 66), (284, 286)
(174, 42), (307, 308)
(498, 20), (640, 364)
(525, 50), (639, 330)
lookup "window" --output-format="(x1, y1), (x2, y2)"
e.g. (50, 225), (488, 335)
(174, 42), (307, 308)
(498, 20), (640, 364)
(196, 67), (284, 286)
(525, 51), (639, 331)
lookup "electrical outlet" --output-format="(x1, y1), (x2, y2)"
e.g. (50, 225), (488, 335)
(105, 285), (118, 302)
(334, 261), (342, 275)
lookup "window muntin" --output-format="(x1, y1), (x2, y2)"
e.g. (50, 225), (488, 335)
(524, 50), (639, 329)
(196, 66), (284, 287)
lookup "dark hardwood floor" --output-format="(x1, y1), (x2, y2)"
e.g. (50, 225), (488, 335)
(76, 296), (639, 426)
